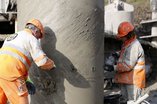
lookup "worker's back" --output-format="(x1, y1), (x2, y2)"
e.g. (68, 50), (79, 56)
(0, 29), (46, 81)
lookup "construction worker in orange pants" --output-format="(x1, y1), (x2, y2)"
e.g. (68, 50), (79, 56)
(0, 18), (56, 104)
(114, 21), (146, 103)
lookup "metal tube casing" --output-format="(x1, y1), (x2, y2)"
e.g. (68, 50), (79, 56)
(18, 0), (104, 104)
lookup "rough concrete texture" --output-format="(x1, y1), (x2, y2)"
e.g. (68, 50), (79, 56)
(18, 0), (104, 104)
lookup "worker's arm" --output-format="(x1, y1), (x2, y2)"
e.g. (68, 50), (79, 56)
(39, 58), (56, 70)
(33, 52), (56, 70)
(29, 37), (56, 70)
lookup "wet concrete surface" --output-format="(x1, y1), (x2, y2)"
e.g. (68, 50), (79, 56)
(18, 0), (104, 104)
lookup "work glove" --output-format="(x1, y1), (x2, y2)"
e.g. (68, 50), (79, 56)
(51, 64), (56, 70)
(26, 78), (36, 95)
(112, 52), (119, 58)
(104, 64), (114, 72)
(112, 52), (120, 64)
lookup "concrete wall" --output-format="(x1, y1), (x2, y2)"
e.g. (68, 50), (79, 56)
(17, 0), (104, 104)
(105, 1), (134, 35)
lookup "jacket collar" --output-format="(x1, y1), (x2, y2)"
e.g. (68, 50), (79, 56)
(122, 35), (136, 48)
(24, 29), (32, 35)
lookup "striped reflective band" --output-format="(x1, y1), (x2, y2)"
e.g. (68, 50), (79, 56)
(0, 46), (31, 70)
(3, 43), (31, 60)
(0, 50), (30, 70)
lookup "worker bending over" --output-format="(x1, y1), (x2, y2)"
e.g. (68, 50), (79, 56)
(0, 18), (56, 104)
(114, 21), (146, 103)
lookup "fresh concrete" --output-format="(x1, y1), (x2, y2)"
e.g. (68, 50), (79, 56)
(17, 0), (104, 104)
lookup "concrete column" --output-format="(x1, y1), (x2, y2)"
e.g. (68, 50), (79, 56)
(18, 0), (104, 104)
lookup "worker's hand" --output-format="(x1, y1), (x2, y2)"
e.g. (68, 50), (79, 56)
(104, 64), (114, 72)
(112, 52), (119, 59)
(26, 80), (36, 95)
(51, 64), (56, 70)
(113, 65), (117, 71)
(111, 52), (120, 64)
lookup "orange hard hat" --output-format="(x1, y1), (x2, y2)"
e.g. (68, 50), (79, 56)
(26, 18), (44, 38)
(117, 21), (134, 38)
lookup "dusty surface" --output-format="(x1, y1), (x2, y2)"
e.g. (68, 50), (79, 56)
(18, 0), (104, 104)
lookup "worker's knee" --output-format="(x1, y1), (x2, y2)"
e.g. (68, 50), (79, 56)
(19, 98), (29, 104)
(19, 94), (29, 104)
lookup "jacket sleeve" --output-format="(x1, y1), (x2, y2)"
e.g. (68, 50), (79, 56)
(39, 58), (55, 70)
(29, 37), (55, 70)
(117, 42), (140, 73)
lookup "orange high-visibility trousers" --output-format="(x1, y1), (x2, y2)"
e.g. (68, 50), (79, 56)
(0, 77), (29, 104)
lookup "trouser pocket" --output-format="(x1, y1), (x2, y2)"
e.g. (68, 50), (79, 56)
(15, 77), (28, 96)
